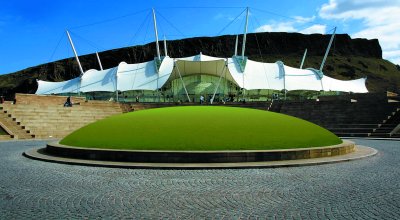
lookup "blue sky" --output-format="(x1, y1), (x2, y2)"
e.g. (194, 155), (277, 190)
(1, 0), (399, 75)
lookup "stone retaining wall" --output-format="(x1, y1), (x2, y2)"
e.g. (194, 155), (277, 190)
(46, 141), (355, 163)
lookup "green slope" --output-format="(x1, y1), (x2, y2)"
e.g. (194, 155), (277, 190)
(60, 106), (342, 151)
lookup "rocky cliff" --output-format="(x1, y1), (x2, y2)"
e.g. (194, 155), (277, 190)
(1, 32), (399, 99)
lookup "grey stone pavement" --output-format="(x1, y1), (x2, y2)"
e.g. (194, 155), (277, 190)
(0, 139), (399, 219)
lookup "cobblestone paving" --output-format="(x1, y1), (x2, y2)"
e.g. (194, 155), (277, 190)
(0, 139), (399, 219)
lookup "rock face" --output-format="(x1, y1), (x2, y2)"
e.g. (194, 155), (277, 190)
(0, 31), (398, 99)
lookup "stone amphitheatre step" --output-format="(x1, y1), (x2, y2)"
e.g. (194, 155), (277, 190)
(27, 124), (88, 129)
(34, 131), (72, 136)
(374, 128), (395, 132)
(8, 108), (121, 114)
(4, 94), (127, 139)
(26, 126), (92, 132)
(0, 135), (12, 140)
(6, 93), (399, 139)
(0, 113), (34, 140)
(3, 99), (122, 138)
(21, 116), (102, 120)
(325, 124), (380, 129)
(391, 133), (400, 138)
(327, 128), (375, 133)
(34, 132), (73, 139)
(16, 116), (106, 121)
(379, 123), (399, 127)
(33, 128), (80, 133)
(29, 121), (91, 126)
(333, 132), (370, 137)
(10, 108), (120, 114)
(17, 119), (93, 124)
(369, 133), (392, 138)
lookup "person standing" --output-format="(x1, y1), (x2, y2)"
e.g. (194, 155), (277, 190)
(200, 95), (204, 104)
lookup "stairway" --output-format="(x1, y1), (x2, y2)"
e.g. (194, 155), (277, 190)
(3, 101), (123, 139)
(0, 104), (35, 139)
(370, 107), (400, 138)
(278, 100), (400, 138)
(324, 124), (377, 137)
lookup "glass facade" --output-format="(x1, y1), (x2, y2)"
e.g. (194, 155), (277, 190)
(64, 74), (336, 103)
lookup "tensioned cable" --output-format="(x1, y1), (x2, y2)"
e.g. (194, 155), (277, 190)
(237, 13), (246, 35)
(253, 15), (283, 59)
(156, 10), (202, 55)
(134, 18), (153, 86)
(67, 30), (125, 65)
(158, 6), (245, 9)
(156, 11), (189, 39)
(69, 8), (149, 30)
(128, 11), (153, 90)
(251, 8), (335, 30)
(66, 39), (72, 76)
(68, 30), (105, 51)
(232, 12), (247, 55)
(157, 12), (168, 49)
(67, 9), (151, 74)
(251, 18), (265, 61)
(250, 17), (271, 89)
(127, 10), (152, 46)
(216, 8), (247, 36)
(326, 26), (337, 34)
(141, 14), (152, 49)
(47, 33), (65, 63)
(68, 9), (156, 63)
(131, 16), (151, 64)
(63, 7), (336, 71)
(158, 8), (248, 57)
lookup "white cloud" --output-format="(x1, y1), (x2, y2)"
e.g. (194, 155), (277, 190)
(319, 0), (400, 64)
(383, 50), (400, 65)
(383, 50), (400, 59)
(255, 22), (297, 32)
(292, 16), (316, 23)
(214, 13), (235, 21)
(391, 58), (400, 65)
(255, 20), (326, 35)
(353, 23), (400, 49)
(300, 24), (326, 34)
(255, 15), (325, 34)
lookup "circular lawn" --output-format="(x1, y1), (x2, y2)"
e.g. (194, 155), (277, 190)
(60, 106), (342, 151)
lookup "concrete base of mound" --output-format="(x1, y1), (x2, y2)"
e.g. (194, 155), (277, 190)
(23, 140), (377, 168)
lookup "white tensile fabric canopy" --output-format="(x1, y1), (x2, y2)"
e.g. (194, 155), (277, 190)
(80, 67), (117, 92)
(284, 65), (324, 91)
(322, 76), (367, 93)
(36, 53), (368, 94)
(228, 58), (283, 90)
(117, 56), (174, 91)
(36, 77), (81, 94)
(170, 53), (237, 84)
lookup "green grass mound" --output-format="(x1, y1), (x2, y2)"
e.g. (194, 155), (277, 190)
(60, 106), (342, 151)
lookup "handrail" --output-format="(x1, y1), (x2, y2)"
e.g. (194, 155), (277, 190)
(389, 108), (400, 136)
(0, 121), (14, 137)
(390, 123), (400, 136)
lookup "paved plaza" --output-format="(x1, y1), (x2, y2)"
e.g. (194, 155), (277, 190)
(0, 139), (399, 219)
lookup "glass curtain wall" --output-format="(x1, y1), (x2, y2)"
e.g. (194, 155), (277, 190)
(61, 74), (340, 102)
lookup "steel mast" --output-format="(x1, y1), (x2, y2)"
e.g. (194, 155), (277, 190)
(66, 30), (84, 76)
